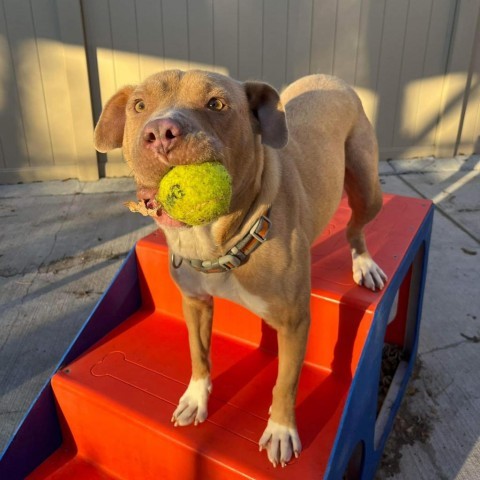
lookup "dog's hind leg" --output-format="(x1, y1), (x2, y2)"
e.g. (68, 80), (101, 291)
(344, 110), (387, 291)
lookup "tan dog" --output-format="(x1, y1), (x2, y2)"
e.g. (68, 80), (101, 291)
(94, 70), (387, 468)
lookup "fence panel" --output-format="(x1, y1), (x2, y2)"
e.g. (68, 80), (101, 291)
(0, 0), (96, 183)
(1, 0), (478, 183)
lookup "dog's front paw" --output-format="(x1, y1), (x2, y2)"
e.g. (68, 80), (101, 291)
(171, 376), (212, 427)
(352, 252), (387, 291)
(259, 419), (302, 468)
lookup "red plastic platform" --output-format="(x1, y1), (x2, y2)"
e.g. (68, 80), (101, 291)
(1, 194), (433, 479)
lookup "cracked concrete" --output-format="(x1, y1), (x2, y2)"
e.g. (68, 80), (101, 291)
(1, 158), (480, 478)
(376, 157), (480, 479)
(385, 155), (480, 243)
(0, 178), (155, 458)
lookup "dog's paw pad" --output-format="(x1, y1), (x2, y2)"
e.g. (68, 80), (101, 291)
(259, 419), (301, 468)
(171, 377), (212, 427)
(352, 253), (387, 291)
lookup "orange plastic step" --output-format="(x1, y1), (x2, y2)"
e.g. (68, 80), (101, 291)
(23, 194), (433, 479)
(30, 311), (350, 479)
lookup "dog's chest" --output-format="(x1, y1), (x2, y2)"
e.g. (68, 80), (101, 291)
(172, 266), (270, 319)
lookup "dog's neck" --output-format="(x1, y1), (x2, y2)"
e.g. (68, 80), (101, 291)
(162, 143), (281, 261)
(213, 143), (281, 247)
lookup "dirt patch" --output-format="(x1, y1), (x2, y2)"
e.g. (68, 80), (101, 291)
(376, 358), (434, 478)
(70, 288), (103, 298)
(38, 249), (129, 274)
(377, 344), (405, 415)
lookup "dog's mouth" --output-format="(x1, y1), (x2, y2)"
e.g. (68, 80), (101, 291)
(145, 198), (187, 228)
(125, 188), (187, 228)
(132, 189), (188, 228)
(152, 200), (188, 228)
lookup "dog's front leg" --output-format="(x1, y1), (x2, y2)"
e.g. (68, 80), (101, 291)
(259, 312), (310, 468)
(171, 295), (213, 427)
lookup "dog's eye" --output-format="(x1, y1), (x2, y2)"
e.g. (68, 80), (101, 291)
(207, 98), (224, 111)
(134, 100), (146, 113)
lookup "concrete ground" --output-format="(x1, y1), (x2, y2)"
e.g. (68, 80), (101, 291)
(0, 156), (479, 478)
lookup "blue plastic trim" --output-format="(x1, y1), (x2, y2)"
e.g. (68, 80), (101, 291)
(325, 203), (434, 479)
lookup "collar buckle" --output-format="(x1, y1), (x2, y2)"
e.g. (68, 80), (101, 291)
(179, 209), (272, 274)
(249, 214), (271, 244)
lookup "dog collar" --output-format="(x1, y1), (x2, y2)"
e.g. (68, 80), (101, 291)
(171, 209), (272, 274)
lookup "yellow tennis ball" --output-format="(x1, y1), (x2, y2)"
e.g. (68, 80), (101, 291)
(156, 162), (232, 226)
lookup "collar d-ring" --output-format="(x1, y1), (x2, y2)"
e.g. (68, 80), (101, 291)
(171, 253), (183, 269)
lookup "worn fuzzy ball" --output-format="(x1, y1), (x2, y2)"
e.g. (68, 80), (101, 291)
(156, 162), (232, 226)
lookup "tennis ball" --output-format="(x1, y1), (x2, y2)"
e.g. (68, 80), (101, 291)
(156, 162), (232, 226)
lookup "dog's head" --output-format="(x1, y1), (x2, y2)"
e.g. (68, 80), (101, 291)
(94, 70), (287, 228)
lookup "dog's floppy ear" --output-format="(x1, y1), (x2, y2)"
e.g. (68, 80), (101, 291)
(244, 82), (288, 149)
(94, 85), (135, 153)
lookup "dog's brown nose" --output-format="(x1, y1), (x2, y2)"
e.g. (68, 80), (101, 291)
(143, 118), (182, 153)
